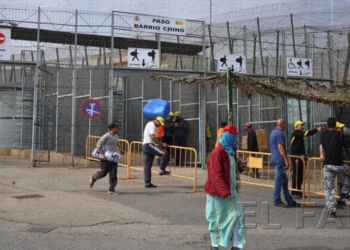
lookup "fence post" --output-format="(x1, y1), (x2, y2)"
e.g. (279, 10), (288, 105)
(226, 67), (233, 124)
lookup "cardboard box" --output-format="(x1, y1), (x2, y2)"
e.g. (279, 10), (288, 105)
(256, 129), (269, 151)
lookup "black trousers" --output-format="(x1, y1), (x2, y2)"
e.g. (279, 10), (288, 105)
(162, 136), (173, 162)
(92, 160), (118, 191)
(142, 143), (167, 183)
(291, 156), (304, 195)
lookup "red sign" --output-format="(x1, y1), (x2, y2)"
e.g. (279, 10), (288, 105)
(0, 33), (5, 45)
(82, 99), (102, 119)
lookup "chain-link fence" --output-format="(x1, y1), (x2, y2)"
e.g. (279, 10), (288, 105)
(1, 4), (350, 167)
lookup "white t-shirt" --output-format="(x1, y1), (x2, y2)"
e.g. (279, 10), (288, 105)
(143, 121), (156, 144)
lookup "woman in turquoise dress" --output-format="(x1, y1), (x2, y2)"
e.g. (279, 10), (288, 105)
(204, 125), (246, 250)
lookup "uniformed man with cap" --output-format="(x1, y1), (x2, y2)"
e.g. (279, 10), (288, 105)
(163, 112), (175, 146)
(243, 122), (260, 178)
(334, 121), (350, 203)
(173, 111), (188, 165)
(142, 117), (171, 188)
(336, 121), (350, 136)
(290, 120), (322, 198)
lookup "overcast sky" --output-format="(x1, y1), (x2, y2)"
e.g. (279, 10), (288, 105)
(1, 0), (322, 20)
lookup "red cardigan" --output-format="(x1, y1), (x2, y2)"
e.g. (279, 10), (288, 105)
(204, 144), (231, 198)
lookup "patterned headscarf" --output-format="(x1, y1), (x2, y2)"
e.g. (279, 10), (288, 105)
(219, 132), (237, 156)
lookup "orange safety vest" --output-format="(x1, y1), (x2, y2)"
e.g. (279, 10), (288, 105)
(154, 124), (164, 138)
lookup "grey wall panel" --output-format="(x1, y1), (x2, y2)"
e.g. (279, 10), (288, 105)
(143, 76), (161, 100)
(0, 119), (32, 148)
(0, 90), (33, 118)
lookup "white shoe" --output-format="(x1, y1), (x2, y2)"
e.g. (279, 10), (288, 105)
(108, 190), (118, 195)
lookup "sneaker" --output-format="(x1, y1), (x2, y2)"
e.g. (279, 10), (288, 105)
(210, 247), (218, 250)
(340, 193), (347, 201)
(159, 170), (171, 175)
(231, 247), (242, 250)
(274, 202), (289, 208)
(107, 190), (118, 195)
(328, 211), (336, 218)
(292, 194), (302, 199)
(288, 201), (301, 207)
(89, 178), (94, 188)
(145, 183), (157, 188)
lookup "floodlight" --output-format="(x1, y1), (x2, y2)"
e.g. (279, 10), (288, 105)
(8, 22), (18, 27)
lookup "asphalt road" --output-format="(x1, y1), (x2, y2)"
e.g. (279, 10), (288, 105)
(0, 156), (349, 250)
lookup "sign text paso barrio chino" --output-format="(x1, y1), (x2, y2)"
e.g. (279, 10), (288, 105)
(133, 15), (187, 36)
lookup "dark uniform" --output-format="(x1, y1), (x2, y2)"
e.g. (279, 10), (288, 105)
(290, 128), (318, 197)
(247, 129), (259, 178)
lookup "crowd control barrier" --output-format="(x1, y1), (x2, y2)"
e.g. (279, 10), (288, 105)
(236, 150), (307, 206)
(85, 135), (130, 178)
(306, 158), (350, 206)
(128, 141), (199, 193)
(85, 136), (199, 193)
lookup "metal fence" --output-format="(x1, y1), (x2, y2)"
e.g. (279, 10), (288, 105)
(0, 5), (349, 167)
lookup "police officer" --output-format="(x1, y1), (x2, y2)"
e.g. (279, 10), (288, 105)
(290, 120), (322, 198)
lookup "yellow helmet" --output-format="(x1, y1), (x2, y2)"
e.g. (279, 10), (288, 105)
(156, 116), (165, 126)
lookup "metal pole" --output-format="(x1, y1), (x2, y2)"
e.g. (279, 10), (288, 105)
(208, 25), (215, 71)
(200, 21), (207, 168)
(158, 34), (162, 67)
(290, 14), (297, 57)
(338, 33), (350, 121)
(256, 17), (265, 74)
(69, 46), (73, 67)
(20, 83), (24, 149)
(304, 25), (309, 57)
(31, 7), (40, 167)
(56, 71), (59, 152)
(243, 26), (247, 58)
(304, 25), (310, 153)
(177, 36), (183, 69)
(290, 13), (302, 121)
(109, 11), (115, 124)
(275, 30), (280, 75)
(89, 70), (92, 136)
(327, 31), (334, 83)
(265, 56), (269, 75)
(341, 33), (350, 86)
(227, 67), (233, 124)
(282, 30), (287, 129)
(103, 45), (107, 66)
(336, 49), (339, 84)
(209, 0), (212, 25)
(56, 48), (60, 68)
(70, 10), (78, 168)
(118, 49), (122, 67)
(253, 35), (257, 74)
(227, 22), (233, 53)
(85, 46), (89, 66)
(321, 51), (324, 78)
